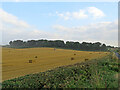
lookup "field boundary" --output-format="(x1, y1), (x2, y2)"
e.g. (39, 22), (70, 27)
(2, 46), (109, 52)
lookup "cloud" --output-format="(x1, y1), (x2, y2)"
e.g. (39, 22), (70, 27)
(0, 8), (53, 45)
(56, 7), (105, 20)
(56, 10), (88, 20)
(87, 7), (105, 18)
(72, 10), (88, 19)
(0, 8), (117, 46)
(52, 20), (118, 46)
(0, 8), (30, 28)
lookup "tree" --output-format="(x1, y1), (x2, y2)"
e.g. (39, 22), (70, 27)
(101, 44), (107, 51)
(9, 40), (24, 48)
(9, 39), (109, 51)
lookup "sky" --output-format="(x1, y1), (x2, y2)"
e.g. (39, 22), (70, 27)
(0, 2), (118, 46)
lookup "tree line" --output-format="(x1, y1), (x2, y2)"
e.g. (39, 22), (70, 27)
(9, 39), (114, 51)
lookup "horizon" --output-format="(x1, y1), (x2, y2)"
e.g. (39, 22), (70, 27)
(1, 39), (116, 47)
(0, 2), (118, 47)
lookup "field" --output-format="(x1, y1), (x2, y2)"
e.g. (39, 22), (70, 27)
(2, 47), (109, 81)
(2, 53), (119, 88)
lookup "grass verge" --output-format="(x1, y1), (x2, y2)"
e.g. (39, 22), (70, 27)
(1, 53), (119, 89)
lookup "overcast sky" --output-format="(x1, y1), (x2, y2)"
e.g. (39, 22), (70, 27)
(0, 2), (118, 46)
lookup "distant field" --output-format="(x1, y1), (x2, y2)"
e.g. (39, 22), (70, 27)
(2, 47), (109, 81)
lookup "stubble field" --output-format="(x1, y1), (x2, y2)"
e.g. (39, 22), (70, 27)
(2, 47), (109, 81)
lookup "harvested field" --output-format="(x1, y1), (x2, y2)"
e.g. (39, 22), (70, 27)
(2, 47), (109, 81)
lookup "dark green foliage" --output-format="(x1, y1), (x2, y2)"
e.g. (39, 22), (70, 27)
(9, 39), (109, 51)
(2, 54), (118, 89)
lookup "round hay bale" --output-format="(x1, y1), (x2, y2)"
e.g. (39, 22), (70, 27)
(71, 57), (74, 60)
(29, 60), (32, 63)
(35, 56), (37, 58)
(85, 59), (89, 61)
(74, 54), (76, 55)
